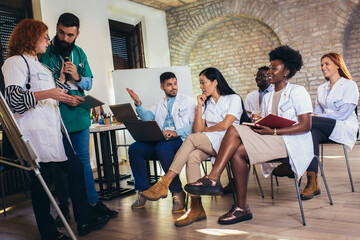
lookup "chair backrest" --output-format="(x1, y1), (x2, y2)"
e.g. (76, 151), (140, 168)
(355, 107), (359, 139)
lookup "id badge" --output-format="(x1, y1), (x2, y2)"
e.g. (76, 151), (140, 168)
(178, 108), (188, 117)
(333, 99), (344, 108)
(38, 73), (49, 81)
(280, 100), (292, 112)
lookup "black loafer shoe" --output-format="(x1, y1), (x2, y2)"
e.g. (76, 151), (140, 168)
(56, 232), (72, 240)
(91, 200), (118, 219)
(185, 176), (223, 196)
(272, 162), (294, 178)
(77, 215), (109, 237)
(218, 204), (253, 225)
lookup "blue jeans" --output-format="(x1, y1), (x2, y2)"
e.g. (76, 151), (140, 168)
(53, 128), (99, 206)
(129, 138), (183, 193)
(307, 116), (336, 173)
(31, 133), (90, 239)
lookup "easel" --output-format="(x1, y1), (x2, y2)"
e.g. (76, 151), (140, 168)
(0, 93), (77, 240)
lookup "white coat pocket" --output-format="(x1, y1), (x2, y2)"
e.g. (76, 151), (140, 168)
(178, 108), (188, 117)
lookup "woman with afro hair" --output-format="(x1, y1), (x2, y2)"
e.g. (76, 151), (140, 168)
(185, 45), (314, 225)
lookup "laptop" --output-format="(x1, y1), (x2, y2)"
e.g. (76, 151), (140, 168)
(109, 103), (138, 122)
(110, 103), (179, 142)
(124, 120), (166, 142)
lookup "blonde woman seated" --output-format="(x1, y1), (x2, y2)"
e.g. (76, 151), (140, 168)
(141, 67), (243, 227)
(185, 45), (313, 225)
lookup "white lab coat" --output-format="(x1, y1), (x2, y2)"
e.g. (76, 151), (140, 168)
(245, 90), (260, 117)
(150, 93), (196, 141)
(202, 94), (243, 163)
(261, 83), (313, 179)
(2, 54), (68, 163)
(316, 78), (359, 151)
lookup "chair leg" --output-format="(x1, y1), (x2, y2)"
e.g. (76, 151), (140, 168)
(201, 161), (207, 176)
(316, 156), (333, 205)
(0, 171), (6, 216)
(294, 174), (306, 226)
(271, 174), (274, 199)
(275, 175), (279, 186)
(342, 145), (355, 192)
(252, 166), (264, 198)
(320, 144), (324, 176)
(226, 163), (236, 203)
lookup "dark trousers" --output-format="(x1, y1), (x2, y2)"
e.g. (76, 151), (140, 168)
(128, 138), (183, 193)
(30, 134), (90, 240)
(307, 116), (336, 173)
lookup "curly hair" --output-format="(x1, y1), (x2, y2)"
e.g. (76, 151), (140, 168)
(269, 45), (303, 79)
(7, 19), (48, 58)
(321, 53), (353, 81)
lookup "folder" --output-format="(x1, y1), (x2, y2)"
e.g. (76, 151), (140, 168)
(242, 114), (296, 129)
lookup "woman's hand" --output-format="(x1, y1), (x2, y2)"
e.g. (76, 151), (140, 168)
(252, 125), (274, 135)
(197, 94), (207, 106)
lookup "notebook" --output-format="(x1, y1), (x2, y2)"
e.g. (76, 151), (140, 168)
(242, 114), (296, 129)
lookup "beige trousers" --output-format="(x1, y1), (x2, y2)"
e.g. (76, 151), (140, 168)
(169, 132), (216, 184)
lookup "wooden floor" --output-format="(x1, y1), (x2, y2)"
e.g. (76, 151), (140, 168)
(0, 144), (360, 240)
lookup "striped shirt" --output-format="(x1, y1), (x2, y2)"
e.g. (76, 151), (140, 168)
(5, 85), (36, 114)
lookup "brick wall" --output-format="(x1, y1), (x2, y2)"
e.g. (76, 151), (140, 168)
(166, 0), (360, 105)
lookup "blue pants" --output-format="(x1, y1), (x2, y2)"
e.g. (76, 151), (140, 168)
(53, 128), (99, 207)
(30, 133), (90, 240)
(129, 138), (183, 193)
(307, 116), (336, 173)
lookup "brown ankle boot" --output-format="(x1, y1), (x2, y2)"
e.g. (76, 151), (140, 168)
(141, 176), (171, 201)
(300, 171), (320, 200)
(175, 197), (206, 227)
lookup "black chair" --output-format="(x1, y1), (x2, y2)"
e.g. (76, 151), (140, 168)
(227, 156), (333, 226)
(269, 157), (333, 226)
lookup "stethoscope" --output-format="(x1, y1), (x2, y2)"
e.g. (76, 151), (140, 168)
(20, 55), (31, 90)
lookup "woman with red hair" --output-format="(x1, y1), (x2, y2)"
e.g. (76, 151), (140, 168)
(2, 19), (108, 239)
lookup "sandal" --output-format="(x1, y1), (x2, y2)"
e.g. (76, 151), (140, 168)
(218, 204), (253, 225)
(184, 176), (223, 196)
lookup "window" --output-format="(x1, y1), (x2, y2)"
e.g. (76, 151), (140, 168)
(109, 19), (145, 69)
(0, 0), (33, 94)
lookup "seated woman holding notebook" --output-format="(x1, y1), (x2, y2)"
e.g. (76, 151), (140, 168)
(141, 67), (243, 227)
(185, 45), (314, 225)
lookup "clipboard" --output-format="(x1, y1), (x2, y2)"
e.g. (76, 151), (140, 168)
(79, 95), (104, 109)
(242, 114), (296, 129)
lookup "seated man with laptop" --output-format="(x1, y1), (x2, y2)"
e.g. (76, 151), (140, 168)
(126, 72), (196, 213)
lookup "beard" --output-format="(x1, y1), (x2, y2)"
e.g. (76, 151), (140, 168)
(54, 35), (75, 57)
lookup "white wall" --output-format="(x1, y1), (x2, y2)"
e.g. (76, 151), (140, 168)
(34, 0), (171, 107)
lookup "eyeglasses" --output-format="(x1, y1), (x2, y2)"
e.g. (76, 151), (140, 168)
(44, 35), (50, 42)
(254, 74), (268, 79)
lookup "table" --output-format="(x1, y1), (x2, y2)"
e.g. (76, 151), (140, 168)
(90, 124), (134, 200)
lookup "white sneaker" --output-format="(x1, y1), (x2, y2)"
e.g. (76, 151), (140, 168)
(131, 192), (147, 209)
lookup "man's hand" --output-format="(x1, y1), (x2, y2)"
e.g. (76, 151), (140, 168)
(163, 130), (177, 140)
(126, 88), (141, 106)
(63, 61), (81, 82)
